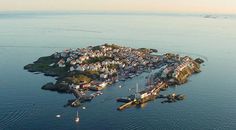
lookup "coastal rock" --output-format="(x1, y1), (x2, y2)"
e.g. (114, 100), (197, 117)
(24, 64), (37, 72)
(42, 82), (56, 90)
(150, 49), (158, 53)
(44, 71), (58, 77)
(54, 82), (71, 93)
(41, 82), (70, 93)
(161, 93), (186, 103)
(195, 58), (204, 64)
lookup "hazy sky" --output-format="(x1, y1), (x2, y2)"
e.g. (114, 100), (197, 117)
(0, 0), (235, 14)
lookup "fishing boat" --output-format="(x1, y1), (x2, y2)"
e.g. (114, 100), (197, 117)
(75, 111), (80, 123)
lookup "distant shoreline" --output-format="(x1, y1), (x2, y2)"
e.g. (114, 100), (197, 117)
(0, 10), (235, 17)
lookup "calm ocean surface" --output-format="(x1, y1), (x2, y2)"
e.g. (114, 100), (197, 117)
(0, 12), (236, 130)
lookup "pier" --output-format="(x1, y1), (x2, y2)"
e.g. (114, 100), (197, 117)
(117, 82), (168, 110)
(72, 89), (83, 99)
(71, 89), (93, 106)
(117, 101), (134, 111)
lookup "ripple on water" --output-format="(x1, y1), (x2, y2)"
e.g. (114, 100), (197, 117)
(0, 103), (38, 130)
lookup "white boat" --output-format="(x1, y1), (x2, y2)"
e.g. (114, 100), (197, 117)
(56, 114), (61, 118)
(96, 91), (103, 95)
(75, 111), (80, 123)
(99, 82), (107, 88)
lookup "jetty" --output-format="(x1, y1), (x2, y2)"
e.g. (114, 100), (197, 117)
(117, 82), (168, 110)
(70, 89), (93, 107)
(72, 89), (84, 99)
(117, 101), (134, 110)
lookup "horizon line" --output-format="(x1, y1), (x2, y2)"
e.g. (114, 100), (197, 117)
(0, 10), (235, 15)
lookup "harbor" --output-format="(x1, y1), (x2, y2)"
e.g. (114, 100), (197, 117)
(116, 54), (203, 110)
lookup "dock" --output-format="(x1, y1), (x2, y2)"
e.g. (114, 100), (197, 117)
(72, 89), (83, 99)
(117, 82), (168, 110)
(117, 101), (134, 111)
(71, 89), (93, 103)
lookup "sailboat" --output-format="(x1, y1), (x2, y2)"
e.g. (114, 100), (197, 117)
(75, 110), (80, 123)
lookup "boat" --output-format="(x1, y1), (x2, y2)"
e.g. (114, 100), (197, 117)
(128, 73), (135, 78)
(96, 91), (103, 95)
(89, 85), (103, 91)
(56, 114), (61, 118)
(75, 111), (80, 123)
(90, 93), (97, 97)
(90, 91), (103, 97)
(99, 82), (107, 88)
(120, 78), (126, 81)
(117, 95), (135, 103)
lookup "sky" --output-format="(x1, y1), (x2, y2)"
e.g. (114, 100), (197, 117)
(0, 0), (235, 14)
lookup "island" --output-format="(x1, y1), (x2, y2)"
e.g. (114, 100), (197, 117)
(24, 44), (204, 109)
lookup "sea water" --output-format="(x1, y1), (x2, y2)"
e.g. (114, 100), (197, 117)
(0, 12), (235, 130)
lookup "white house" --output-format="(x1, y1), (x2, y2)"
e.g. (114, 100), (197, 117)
(66, 57), (72, 63)
(70, 66), (75, 72)
(70, 60), (77, 65)
(76, 65), (85, 71)
(100, 73), (108, 79)
(57, 59), (66, 67)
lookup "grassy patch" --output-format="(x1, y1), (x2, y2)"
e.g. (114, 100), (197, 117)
(65, 74), (92, 84)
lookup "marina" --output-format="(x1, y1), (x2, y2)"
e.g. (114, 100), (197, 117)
(117, 55), (203, 110)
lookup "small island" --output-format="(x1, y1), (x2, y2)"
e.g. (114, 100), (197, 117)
(24, 44), (204, 109)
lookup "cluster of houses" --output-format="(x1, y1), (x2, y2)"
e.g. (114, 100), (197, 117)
(157, 56), (200, 84)
(50, 44), (201, 93)
(52, 45), (161, 81)
(47, 44), (165, 93)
